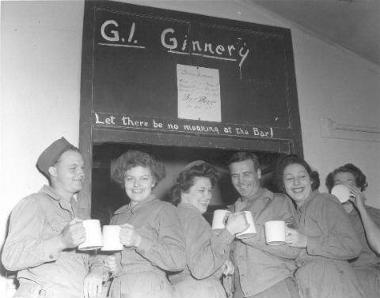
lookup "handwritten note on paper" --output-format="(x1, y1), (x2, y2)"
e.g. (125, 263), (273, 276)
(177, 64), (221, 122)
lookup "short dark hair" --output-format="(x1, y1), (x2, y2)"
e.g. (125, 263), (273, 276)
(275, 155), (320, 192)
(227, 152), (260, 171)
(170, 161), (218, 206)
(325, 163), (368, 192)
(110, 150), (165, 188)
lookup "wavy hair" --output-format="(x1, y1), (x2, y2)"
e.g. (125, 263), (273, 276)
(275, 155), (320, 193)
(325, 163), (368, 192)
(110, 150), (165, 188)
(170, 161), (218, 206)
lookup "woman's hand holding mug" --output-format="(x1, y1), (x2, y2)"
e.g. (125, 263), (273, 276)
(226, 212), (249, 235)
(285, 227), (307, 248)
(346, 184), (366, 210)
(120, 223), (142, 247)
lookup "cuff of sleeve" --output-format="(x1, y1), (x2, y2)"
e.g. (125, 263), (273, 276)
(257, 224), (265, 242)
(241, 225), (264, 244)
(306, 235), (319, 255)
(43, 236), (64, 261)
(136, 236), (153, 253)
(211, 229), (234, 256)
(219, 229), (235, 244)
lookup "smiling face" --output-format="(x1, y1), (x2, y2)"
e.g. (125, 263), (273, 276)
(283, 163), (312, 206)
(124, 165), (155, 205)
(50, 150), (85, 196)
(229, 159), (261, 199)
(181, 176), (213, 214)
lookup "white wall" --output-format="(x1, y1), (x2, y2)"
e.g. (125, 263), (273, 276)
(1, 0), (379, 296)
(1, 1), (85, 295)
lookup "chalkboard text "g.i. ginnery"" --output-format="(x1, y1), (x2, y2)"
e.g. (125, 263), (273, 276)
(100, 20), (250, 69)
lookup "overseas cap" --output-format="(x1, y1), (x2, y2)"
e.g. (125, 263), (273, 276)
(36, 137), (77, 178)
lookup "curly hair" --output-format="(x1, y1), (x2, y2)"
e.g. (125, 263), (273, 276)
(325, 163), (368, 192)
(110, 150), (166, 188)
(170, 161), (218, 206)
(275, 155), (320, 193)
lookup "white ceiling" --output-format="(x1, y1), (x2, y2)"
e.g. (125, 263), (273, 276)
(248, 0), (380, 65)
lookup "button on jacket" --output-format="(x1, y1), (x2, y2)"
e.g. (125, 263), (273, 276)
(231, 188), (300, 297)
(2, 185), (89, 298)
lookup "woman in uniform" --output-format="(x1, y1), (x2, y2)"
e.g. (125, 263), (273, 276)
(169, 160), (248, 298)
(275, 155), (364, 298)
(105, 150), (186, 298)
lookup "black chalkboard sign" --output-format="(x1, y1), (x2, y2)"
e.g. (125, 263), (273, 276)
(78, 0), (302, 216)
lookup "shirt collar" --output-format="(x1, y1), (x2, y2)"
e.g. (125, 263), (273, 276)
(178, 202), (201, 213)
(40, 185), (67, 202)
(40, 185), (76, 213)
(240, 187), (267, 202)
(114, 194), (157, 214)
(234, 187), (273, 212)
(297, 189), (319, 211)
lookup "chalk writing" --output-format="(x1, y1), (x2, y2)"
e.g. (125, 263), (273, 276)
(161, 28), (250, 68)
(100, 19), (145, 49)
(97, 16), (250, 68)
(93, 112), (275, 140)
(121, 116), (148, 128)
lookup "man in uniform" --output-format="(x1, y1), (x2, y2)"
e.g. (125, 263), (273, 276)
(228, 152), (300, 298)
(2, 137), (103, 298)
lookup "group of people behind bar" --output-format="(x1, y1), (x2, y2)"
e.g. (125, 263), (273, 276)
(2, 137), (380, 298)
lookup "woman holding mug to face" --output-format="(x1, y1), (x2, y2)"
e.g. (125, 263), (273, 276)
(275, 155), (364, 298)
(326, 164), (380, 298)
(326, 164), (380, 255)
(105, 150), (186, 298)
(169, 161), (248, 298)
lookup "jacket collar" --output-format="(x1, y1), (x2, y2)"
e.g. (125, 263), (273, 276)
(40, 185), (76, 214)
(297, 190), (319, 211)
(178, 202), (201, 213)
(114, 194), (157, 214)
(240, 187), (270, 202)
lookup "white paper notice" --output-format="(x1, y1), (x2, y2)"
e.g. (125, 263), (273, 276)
(177, 64), (221, 122)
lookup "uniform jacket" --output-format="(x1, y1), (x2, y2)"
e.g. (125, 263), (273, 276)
(294, 191), (364, 298)
(110, 196), (186, 275)
(2, 186), (90, 298)
(230, 188), (300, 297)
(105, 196), (186, 298)
(170, 202), (234, 283)
(348, 206), (380, 268)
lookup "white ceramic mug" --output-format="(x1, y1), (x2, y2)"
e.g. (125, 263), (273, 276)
(78, 219), (103, 251)
(264, 220), (286, 245)
(212, 209), (231, 230)
(101, 225), (123, 251)
(331, 184), (351, 203)
(236, 211), (257, 239)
